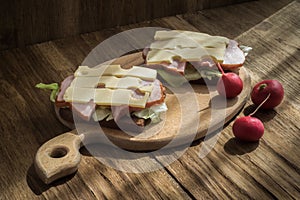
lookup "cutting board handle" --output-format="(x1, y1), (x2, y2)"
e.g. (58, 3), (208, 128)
(34, 132), (83, 184)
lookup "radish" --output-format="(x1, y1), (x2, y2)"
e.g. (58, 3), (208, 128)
(216, 63), (243, 98)
(232, 94), (270, 142)
(232, 116), (264, 142)
(251, 79), (284, 109)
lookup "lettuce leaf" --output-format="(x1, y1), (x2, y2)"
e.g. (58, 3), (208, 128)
(184, 66), (221, 81)
(35, 83), (59, 102)
(132, 103), (168, 124)
(157, 69), (187, 87)
(93, 103), (168, 124)
(157, 68), (221, 87)
(92, 107), (113, 121)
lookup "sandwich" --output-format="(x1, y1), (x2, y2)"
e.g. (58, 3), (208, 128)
(36, 65), (167, 132)
(142, 30), (249, 87)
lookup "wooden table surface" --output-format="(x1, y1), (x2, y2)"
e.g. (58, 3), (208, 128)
(1, 0), (299, 199)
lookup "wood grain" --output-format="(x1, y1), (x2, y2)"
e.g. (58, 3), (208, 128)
(0, 0), (251, 51)
(0, 0), (298, 199)
(159, 1), (300, 199)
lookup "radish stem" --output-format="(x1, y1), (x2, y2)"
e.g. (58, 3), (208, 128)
(217, 63), (225, 75)
(259, 84), (267, 91)
(249, 93), (271, 116)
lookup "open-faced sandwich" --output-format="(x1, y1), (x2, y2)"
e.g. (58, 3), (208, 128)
(36, 65), (167, 132)
(142, 30), (248, 87)
(37, 30), (250, 132)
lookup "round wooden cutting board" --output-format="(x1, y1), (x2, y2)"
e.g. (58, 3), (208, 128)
(56, 52), (251, 151)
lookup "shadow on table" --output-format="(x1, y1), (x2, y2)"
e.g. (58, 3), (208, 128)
(26, 163), (76, 195)
(243, 104), (277, 122)
(224, 138), (259, 155)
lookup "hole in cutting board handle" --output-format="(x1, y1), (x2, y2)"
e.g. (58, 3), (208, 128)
(49, 146), (69, 158)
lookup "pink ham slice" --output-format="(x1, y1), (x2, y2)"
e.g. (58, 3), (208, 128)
(189, 57), (217, 70)
(57, 75), (74, 102)
(144, 60), (186, 75)
(142, 46), (150, 60)
(221, 40), (245, 69)
(71, 101), (96, 121)
(146, 79), (164, 106)
(56, 75), (96, 121)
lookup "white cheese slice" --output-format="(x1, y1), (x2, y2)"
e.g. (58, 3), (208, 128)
(149, 30), (229, 63)
(70, 76), (153, 92)
(150, 37), (227, 50)
(74, 65), (157, 81)
(64, 65), (158, 108)
(64, 87), (150, 108)
(150, 37), (199, 49)
(154, 30), (229, 44)
(146, 47), (224, 64)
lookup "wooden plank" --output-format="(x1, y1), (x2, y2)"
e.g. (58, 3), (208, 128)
(180, 0), (294, 39)
(0, 0), (251, 51)
(159, 1), (300, 199)
(0, 23), (191, 200)
(0, 0), (298, 199)
(77, 146), (191, 199)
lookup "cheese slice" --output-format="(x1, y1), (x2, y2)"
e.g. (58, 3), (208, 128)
(148, 30), (229, 63)
(150, 37), (227, 50)
(150, 37), (199, 49)
(154, 30), (229, 44)
(154, 30), (209, 40)
(70, 76), (153, 92)
(146, 47), (225, 64)
(64, 87), (150, 108)
(74, 65), (157, 81)
(64, 65), (157, 108)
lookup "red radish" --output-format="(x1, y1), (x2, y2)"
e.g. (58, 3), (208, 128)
(232, 116), (264, 142)
(216, 63), (243, 98)
(251, 79), (284, 109)
(232, 94), (270, 142)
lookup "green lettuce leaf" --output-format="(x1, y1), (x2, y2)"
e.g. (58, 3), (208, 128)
(157, 67), (221, 87)
(35, 83), (59, 102)
(132, 103), (168, 124)
(92, 107), (113, 121)
(157, 69), (187, 87)
(93, 103), (168, 124)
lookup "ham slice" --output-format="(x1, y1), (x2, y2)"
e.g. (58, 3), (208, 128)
(57, 75), (74, 102)
(142, 46), (150, 60)
(146, 79), (165, 107)
(71, 101), (96, 121)
(221, 40), (245, 69)
(189, 57), (216, 70)
(56, 75), (96, 121)
(144, 60), (186, 75)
